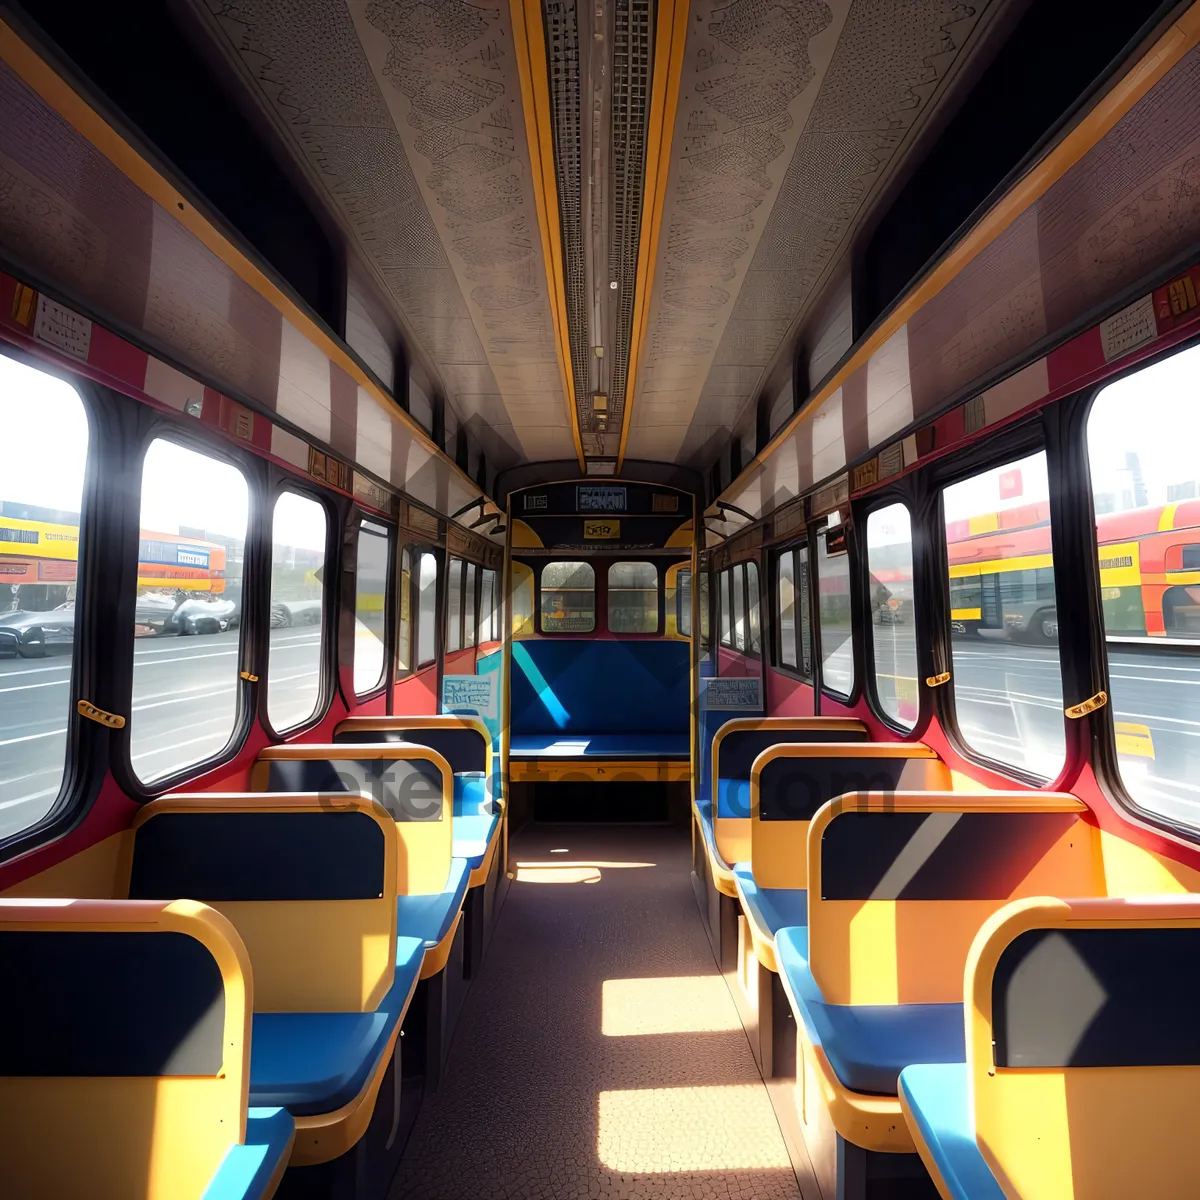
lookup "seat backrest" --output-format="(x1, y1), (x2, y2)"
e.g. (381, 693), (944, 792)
(333, 715), (491, 776)
(252, 744), (453, 894)
(126, 794), (398, 1013)
(0, 898), (250, 1200)
(709, 718), (869, 867)
(808, 792), (1104, 1006)
(510, 639), (689, 736)
(750, 742), (949, 890)
(969, 896), (1200, 1200)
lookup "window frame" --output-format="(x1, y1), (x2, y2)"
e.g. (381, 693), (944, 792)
(261, 479), (337, 740)
(860, 495), (921, 735)
(464, 561), (478, 649)
(479, 567), (498, 644)
(536, 559), (597, 635)
(414, 547), (439, 669)
(772, 541), (813, 681)
(395, 543), (413, 680)
(606, 559), (663, 636)
(929, 419), (1065, 786)
(814, 516), (860, 705)
(445, 556), (465, 654)
(352, 515), (393, 701)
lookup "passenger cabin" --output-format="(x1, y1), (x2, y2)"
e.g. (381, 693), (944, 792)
(2, 2), (1200, 1197)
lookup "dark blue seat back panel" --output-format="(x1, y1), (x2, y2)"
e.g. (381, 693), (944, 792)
(333, 726), (487, 774)
(511, 640), (689, 737)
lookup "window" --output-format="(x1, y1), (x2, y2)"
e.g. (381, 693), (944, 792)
(267, 490), (326, 733)
(541, 561), (595, 632)
(353, 519), (389, 695)
(778, 551), (797, 668)
(1087, 344), (1200, 829)
(746, 561), (761, 654)
(719, 570), (732, 647)
(131, 440), (249, 781)
(699, 570), (711, 659)
(944, 451), (1064, 778)
(796, 545), (813, 678)
(396, 546), (411, 678)
(480, 568), (496, 643)
(676, 567), (692, 637)
(464, 563), (477, 648)
(817, 519), (854, 697)
(867, 504), (918, 730)
(732, 564), (746, 651)
(0, 358), (88, 838)
(446, 558), (463, 653)
(609, 561), (659, 633)
(417, 551), (437, 667)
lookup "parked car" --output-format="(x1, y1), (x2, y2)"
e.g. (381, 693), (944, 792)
(0, 604), (76, 658)
(135, 593), (240, 636)
(271, 598), (323, 627)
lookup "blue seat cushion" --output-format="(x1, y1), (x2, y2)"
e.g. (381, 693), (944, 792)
(775, 927), (964, 1095)
(203, 1106), (294, 1200)
(453, 811), (500, 870)
(898, 1064), (1005, 1200)
(453, 771), (495, 817)
(248, 937), (421, 1117)
(717, 776), (751, 818)
(732, 862), (807, 938)
(508, 732), (688, 759)
(396, 857), (471, 948)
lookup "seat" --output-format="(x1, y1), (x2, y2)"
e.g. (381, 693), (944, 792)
(900, 896), (1200, 1199)
(251, 936), (424, 1115)
(126, 794), (406, 1167)
(732, 861), (807, 948)
(0, 898), (294, 1200)
(396, 858), (471, 958)
(508, 731), (689, 758)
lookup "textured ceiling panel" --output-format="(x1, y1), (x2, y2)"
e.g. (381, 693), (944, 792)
(194, 0), (575, 468)
(625, 0), (1002, 466)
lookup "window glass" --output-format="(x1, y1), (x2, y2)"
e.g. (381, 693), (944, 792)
(944, 451), (1064, 777)
(676, 567), (692, 637)
(699, 570), (711, 659)
(353, 520), (389, 695)
(818, 520), (854, 697)
(732, 564), (746, 651)
(778, 551), (797, 668)
(797, 545), (813, 679)
(131, 440), (248, 780)
(609, 561), (658, 633)
(512, 561), (534, 639)
(446, 558), (463, 653)
(1088, 345), (1200, 828)
(480, 568), (496, 643)
(541, 561), (595, 632)
(417, 552), (437, 666)
(396, 547), (411, 677)
(464, 563), (477, 648)
(719, 569), (732, 646)
(746, 561), (761, 654)
(266, 491), (326, 733)
(0, 358), (88, 838)
(867, 504), (918, 729)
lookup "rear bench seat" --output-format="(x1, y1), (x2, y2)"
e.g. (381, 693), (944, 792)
(251, 745), (469, 1088)
(731, 742), (947, 1079)
(125, 794), (415, 1170)
(508, 640), (689, 778)
(0, 897), (294, 1200)
(777, 791), (1105, 1200)
(334, 715), (504, 975)
(900, 896), (1200, 1200)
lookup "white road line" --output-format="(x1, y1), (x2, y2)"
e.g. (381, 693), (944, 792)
(0, 662), (73, 679)
(0, 786), (59, 813)
(0, 727), (66, 748)
(132, 730), (232, 761)
(0, 678), (70, 694)
(131, 687), (235, 714)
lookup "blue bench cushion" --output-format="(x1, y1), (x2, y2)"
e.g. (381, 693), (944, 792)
(775, 926), (964, 1095)
(396, 857), (471, 948)
(717, 776), (751, 818)
(203, 1106), (294, 1200)
(453, 811), (500, 870)
(453, 772), (493, 817)
(509, 732), (689, 759)
(732, 862), (807, 938)
(899, 1064), (1005, 1200)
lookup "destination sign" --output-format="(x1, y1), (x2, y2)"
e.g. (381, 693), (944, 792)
(577, 485), (627, 512)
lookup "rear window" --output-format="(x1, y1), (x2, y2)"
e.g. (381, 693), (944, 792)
(608, 561), (658, 633)
(541, 561), (595, 633)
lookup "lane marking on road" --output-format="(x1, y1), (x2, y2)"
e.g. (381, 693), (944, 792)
(0, 727), (67, 748)
(0, 678), (70, 694)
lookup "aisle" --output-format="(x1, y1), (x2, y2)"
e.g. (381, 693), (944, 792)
(389, 824), (804, 1200)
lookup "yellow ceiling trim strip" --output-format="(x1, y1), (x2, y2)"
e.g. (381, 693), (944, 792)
(0, 17), (496, 505)
(617, 0), (690, 471)
(509, 0), (587, 471)
(729, 3), (1200, 497)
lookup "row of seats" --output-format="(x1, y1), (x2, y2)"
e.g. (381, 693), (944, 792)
(0, 715), (507, 1200)
(693, 718), (1200, 1199)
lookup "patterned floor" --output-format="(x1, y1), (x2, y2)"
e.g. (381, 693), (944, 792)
(389, 824), (804, 1199)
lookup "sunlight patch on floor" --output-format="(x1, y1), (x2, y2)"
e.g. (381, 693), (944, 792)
(601, 974), (742, 1035)
(514, 860), (656, 884)
(597, 1084), (793, 1172)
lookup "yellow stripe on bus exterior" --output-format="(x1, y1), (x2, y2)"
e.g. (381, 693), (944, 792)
(1158, 502), (1180, 532)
